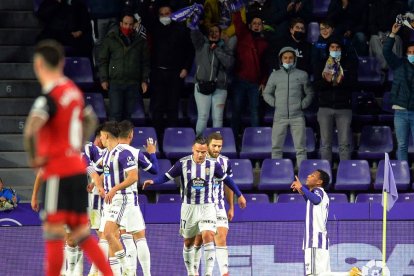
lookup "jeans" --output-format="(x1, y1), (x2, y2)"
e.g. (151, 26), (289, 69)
(108, 83), (143, 122)
(231, 78), (260, 136)
(194, 84), (227, 136)
(394, 110), (414, 161)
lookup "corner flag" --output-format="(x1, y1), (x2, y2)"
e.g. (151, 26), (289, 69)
(382, 153), (398, 211)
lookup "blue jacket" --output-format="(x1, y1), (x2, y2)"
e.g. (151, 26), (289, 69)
(0, 188), (15, 202)
(383, 37), (414, 111)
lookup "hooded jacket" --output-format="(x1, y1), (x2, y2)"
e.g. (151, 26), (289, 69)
(263, 46), (314, 120)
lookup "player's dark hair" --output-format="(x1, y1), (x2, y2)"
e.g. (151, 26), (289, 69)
(120, 11), (135, 22)
(207, 132), (223, 145)
(193, 136), (208, 145)
(34, 39), (64, 69)
(290, 17), (305, 29)
(94, 124), (104, 137)
(101, 121), (120, 138)
(118, 120), (134, 138)
(316, 169), (330, 187)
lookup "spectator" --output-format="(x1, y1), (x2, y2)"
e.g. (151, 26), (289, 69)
(311, 20), (336, 75)
(314, 37), (358, 164)
(263, 47), (314, 168)
(0, 178), (19, 211)
(383, 23), (414, 161)
(98, 12), (150, 122)
(148, 4), (194, 139)
(368, 0), (406, 83)
(231, 11), (269, 137)
(191, 25), (235, 136)
(36, 0), (93, 57)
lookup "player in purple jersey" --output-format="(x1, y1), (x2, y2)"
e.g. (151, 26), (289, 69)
(143, 137), (246, 276)
(193, 133), (234, 276)
(291, 170), (331, 276)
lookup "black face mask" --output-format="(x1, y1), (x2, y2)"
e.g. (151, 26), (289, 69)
(293, 31), (305, 41)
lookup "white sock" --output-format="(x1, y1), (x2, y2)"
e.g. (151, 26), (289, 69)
(193, 245), (202, 275)
(115, 249), (127, 271)
(61, 244), (68, 275)
(66, 245), (78, 273)
(109, 257), (121, 276)
(121, 234), (137, 272)
(216, 246), (229, 275)
(183, 245), (195, 276)
(74, 248), (83, 275)
(89, 239), (108, 275)
(204, 242), (215, 276)
(135, 238), (151, 276)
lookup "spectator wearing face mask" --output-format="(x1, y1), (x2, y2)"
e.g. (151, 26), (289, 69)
(263, 47), (314, 168)
(384, 23), (414, 161)
(314, 37), (358, 164)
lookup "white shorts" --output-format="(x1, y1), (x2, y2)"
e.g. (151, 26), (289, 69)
(215, 205), (229, 229)
(305, 248), (331, 275)
(99, 194), (131, 232)
(119, 205), (146, 233)
(180, 203), (216, 238)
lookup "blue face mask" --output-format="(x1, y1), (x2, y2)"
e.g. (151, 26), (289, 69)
(408, 55), (414, 63)
(330, 51), (341, 59)
(282, 63), (293, 70)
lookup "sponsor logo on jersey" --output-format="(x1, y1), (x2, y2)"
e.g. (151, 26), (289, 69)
(191, 177), (207, 190)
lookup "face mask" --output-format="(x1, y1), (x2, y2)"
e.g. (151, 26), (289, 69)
(251, 30), (261, 37)
(159, 16), (172, 26)
(293, 31), (305, 41)
(408, 54), (414, 63)
(282, 63), (293, 70)
(330, 50), (341, 59)
(120, 27), (133, 37)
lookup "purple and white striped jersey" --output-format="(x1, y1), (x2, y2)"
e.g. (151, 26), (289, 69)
(303, 187), (330, 250)
(83, 142), (103, 175)
(102, 144), (137, 194)
(213, 155), (233, 209)
(166, 155), (227, 204)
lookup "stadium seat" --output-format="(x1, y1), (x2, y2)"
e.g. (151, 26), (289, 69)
(374, 160), (410, 191)
(357, 126), (393, 160)
(298, 159), (332, 187)
(239, 127), (272, 160)
(312, 0), (330, 17)
(244, 194), (269, 203)
(283, 127), (316, 159)
(162, 128), (195, 159)
(229, 159), (254, 190)
(352, 91), (378, 126)
(307, 22), (320, 43)
(397, 193), (414, 203)
(328, 193), (348, 203)
(276, 193), (305, 203)
(263, 104), (275, 125)
(258, 159), (294, 191)
(355, 193), (382, 203)
(157, 194), (181, 203)
(130, 127), (160, 156)
(202, 127), (237, 158)
(84, 93), (107, 122)
(138, 194), (148, 204)
(63, 57), (94, 87)
(139, 159), (177, 191)
(131, 100), (146, 125)
(378, 92), (394, 125)
(357, 56), (381, 85)
(334, 160), (371, 191)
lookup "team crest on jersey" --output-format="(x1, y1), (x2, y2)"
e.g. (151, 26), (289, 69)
(126, 156), (136, 166)
(191, 177), (207, 190)
(103, 165), (110, 176)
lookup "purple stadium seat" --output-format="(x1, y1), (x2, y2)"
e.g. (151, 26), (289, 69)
(258, 159), (294, 191)
(244, 194), (269, 203)
(138, 194), (148, 204)
(130, 127), (159, 155)
(202, 128), (237, 158)
(355, 193), (382, 203)
(283, 127), (316, 159)
(131, 101), (146, 125)
(240, 127), (272, 160)
(374, 160), (410, 191)
(328, 129), (354, 159)
(277, 193), (305, 203)
(139, 159), (177, 191)
(397, 193), (414, 202)
(162, 128), (195, 159)
(307, 22), (320, 43)
(334, 160), (371, 191)
(357, 126), (393, 160)
(327, 193), (348, 203)
(157, 194), (181, 203)
(357, 56), (381, 85)
(298, 159), (332, 187)
(352, 91), (378, 126)
(229, 159), (254, 190)
(84, 93), (106, 122)
(312, 0), (330, 17)
(64, 57), (93, 86)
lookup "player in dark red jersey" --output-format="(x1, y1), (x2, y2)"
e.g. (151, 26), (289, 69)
(24, 39), (113, 276)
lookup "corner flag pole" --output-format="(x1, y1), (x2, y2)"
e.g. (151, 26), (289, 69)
(382, 190), (387, 276)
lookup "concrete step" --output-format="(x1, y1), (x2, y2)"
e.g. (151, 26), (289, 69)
(0, 152), (29, 168)
(0, 116), (27, 133)
(0, 168), (36, 190)
(0, 80), (40, 98)
(14, 185), (34, 201)
(0, 134), (24, 151)
(0, 63), (36, 79)
(0, 98), (34, 115)
(0, 11), (40, 28)
(0, 28), (41, 46)
(0, 0), (34, 11)
(0, 46), (34, 62)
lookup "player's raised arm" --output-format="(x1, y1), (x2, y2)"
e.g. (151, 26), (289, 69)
(143, 159), (182, 189)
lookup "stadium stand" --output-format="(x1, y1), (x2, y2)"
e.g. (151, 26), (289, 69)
(334, 160), (371, 191)
(239, 127), (272, 160)
(243, 193), (269, 203)
(228, 159), (254, 191)
(162, 127), (195, 159)
(374, 160), (410, 191)
(84, 93), (107, 122)
(355, 193), (382, 203)
(357, 126), (394, 160)
(276, 193), (305, 203)
(202, 127), (238, 158)
(298, 159), (332, 187)
(138, 159), (177, 191)
(258, 159), (294, 191)
(157, 193), (181, 203)
(131, 127), (160, 156)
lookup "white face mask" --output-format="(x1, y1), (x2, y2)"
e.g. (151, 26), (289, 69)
(159, 16), (172, 26)
(282, 63), (293, 70)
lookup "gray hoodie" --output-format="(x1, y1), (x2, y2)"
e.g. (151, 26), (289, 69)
(263, 46), (314, 120)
